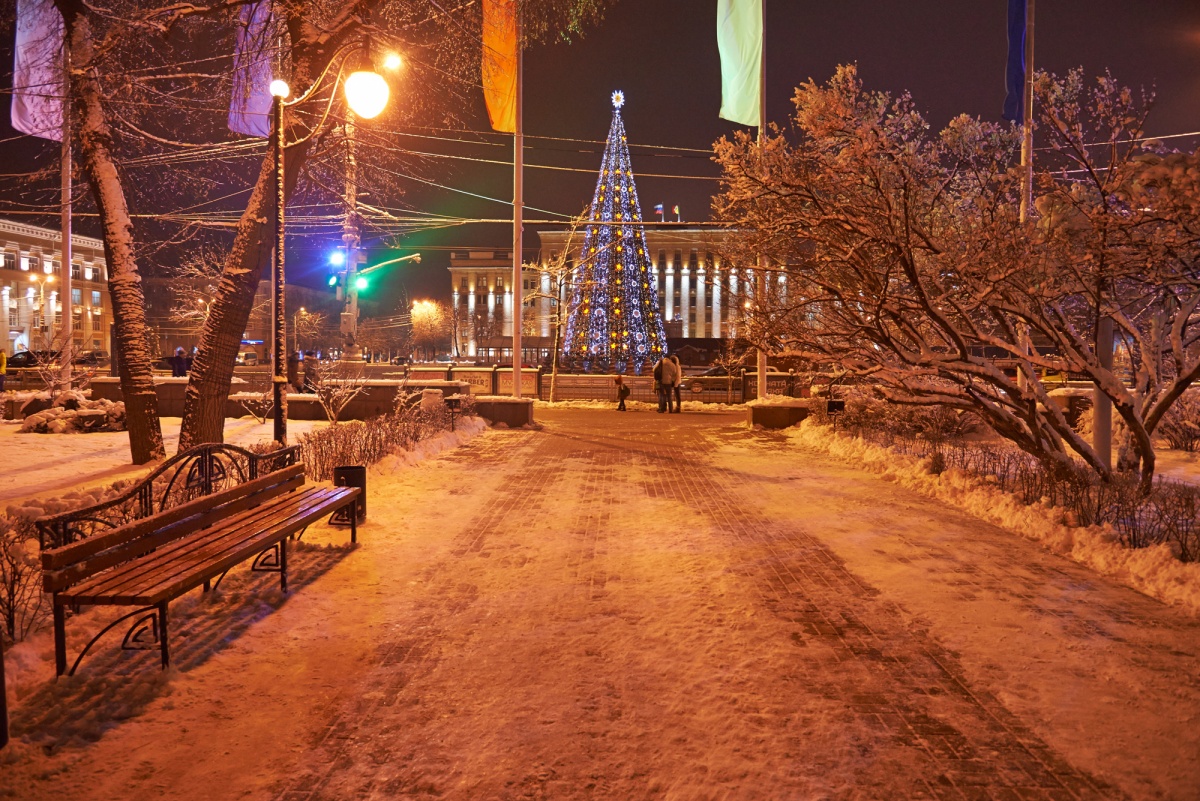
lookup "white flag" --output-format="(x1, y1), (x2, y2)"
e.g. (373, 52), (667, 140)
(12, 0), (64, 141)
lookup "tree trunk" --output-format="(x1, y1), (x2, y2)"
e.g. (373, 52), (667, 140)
(177, 134), (308, 449)
(61, 5), (164, 464)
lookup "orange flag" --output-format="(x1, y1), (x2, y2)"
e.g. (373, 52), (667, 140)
(482, 0), (517, 133)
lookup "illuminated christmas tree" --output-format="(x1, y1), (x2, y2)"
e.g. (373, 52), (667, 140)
(563, 91), (667, 374)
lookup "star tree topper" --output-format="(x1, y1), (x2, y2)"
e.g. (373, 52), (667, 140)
(611, 90), (625, 109)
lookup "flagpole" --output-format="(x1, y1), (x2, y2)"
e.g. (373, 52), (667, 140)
(755, 0), (768, 397)
(1019, 0), (1034, 223)
(61, 37), (72, 388)
(511, 10), (523, 397)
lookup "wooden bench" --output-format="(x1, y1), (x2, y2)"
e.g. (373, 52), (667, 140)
(37, 444), (360, 677)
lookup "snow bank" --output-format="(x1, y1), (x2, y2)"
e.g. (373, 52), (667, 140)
(787, 420), (1200, 616)
(372, 416), (487, 473)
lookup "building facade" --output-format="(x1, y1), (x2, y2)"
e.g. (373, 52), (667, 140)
(447, 228), (782, 362)
(0, 218), (109, 356)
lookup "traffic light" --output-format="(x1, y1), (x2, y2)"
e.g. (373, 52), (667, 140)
(354, 275), (368, 291)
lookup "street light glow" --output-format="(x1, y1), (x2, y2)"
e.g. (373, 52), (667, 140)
(383, 53), (402, 71)
(330, 251), (346, 267)
(344, 71), (389, 119)
(269, 79), (290, 98)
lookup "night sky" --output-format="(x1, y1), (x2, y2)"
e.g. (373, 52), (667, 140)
(395, 0), (1200, 304)
(3, 1), (1199, 309)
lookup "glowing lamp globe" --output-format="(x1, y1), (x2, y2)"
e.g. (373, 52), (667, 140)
(344, 71), (389, 119)
(269, 79), (290, 99)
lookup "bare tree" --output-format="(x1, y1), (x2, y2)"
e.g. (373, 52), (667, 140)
(525, 212), (590, 400)
(715, 65), (1200, 493)
(312, 359), (366, 424)
(24, 0), (618, 459)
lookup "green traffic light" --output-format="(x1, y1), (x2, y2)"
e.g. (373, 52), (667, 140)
(328, 275), (338, 287)
(355, 276), (368, 290)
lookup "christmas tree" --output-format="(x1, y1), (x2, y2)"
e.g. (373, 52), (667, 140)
(563, 91), (667, 374)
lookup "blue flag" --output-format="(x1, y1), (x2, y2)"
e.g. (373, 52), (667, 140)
(1003, 0), (1026, 123)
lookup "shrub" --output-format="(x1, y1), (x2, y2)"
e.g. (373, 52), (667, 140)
(1159, 393), (1200, 452)
(298, 397), (469, 482)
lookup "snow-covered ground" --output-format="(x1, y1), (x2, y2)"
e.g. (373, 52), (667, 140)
(2, 409), (1198, 799)
(0, 417), (330, 506)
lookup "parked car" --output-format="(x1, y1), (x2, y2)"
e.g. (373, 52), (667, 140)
(236, 351), (259, 366)
(75, 349), (110, 366)
(389, 355), (411, 365)
(7, 350), (58, 368)
(698, 364), (784, 377)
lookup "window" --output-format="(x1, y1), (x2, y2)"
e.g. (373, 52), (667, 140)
(51, 261), (61, 274)
(8, 309), (17, 327)
(460, 277), (468, 289)
(92, 316), (102, 331)
(54, 308), (62, 325)
(1, 253), (13, 271)
(91, 290), (101, 306)
(71, 288), (82, 306)
(71, 262), (80, 279)
(27, 257), (39, 273)
(496, 295), (504, 307)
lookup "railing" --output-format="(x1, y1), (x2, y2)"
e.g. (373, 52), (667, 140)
(36, 443), (300, 550)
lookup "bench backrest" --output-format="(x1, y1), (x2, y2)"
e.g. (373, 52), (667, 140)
(42, 463), (306, 593)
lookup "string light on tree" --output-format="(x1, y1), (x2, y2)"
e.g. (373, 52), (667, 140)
(563, 91), (666, 374)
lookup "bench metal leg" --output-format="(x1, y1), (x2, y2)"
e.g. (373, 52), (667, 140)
(158, 602), (170, 670)
(53, 598), (67, 678)
(350, 503), (358, 544)
(280, 536), (288, 594)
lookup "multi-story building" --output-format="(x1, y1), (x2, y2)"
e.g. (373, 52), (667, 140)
(448, 227), (775, 362)
(0, 218), (109, 355)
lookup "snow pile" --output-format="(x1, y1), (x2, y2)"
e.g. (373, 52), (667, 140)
(786, 419), (1200, 615)
(19, 393), (126, 434)
(373, 416), (487, 473)
(746, 393), (809, 408)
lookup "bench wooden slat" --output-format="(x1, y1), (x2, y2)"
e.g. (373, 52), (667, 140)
(64, 487), (358, 606)
(42, 464), (307, 570)
(63, 487), (349, 605)
(135, 488), (357, 606)
(62, 486), (337, 601)
(42, 472), (307, 593)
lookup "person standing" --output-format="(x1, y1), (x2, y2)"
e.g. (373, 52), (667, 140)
(287, 350), (300, 392)
(0, 347), (6, 393)
(303, 351), (319, 392)
(654, 355), (677, 413)
(168, 347), (189, 377)
(670, 354), (683, 413)
(614, 374), (630, 411)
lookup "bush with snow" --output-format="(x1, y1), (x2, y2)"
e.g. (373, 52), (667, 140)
(19, 394), (126, 434)
(1159, 393), (1200, 453)
(0, 481), (132, 645)
(298, 398), (473, 482)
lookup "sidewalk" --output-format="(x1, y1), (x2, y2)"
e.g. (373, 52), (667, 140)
(7, 407), (1200, 800)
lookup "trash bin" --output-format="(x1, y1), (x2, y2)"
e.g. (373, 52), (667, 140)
(330, 465), (367, 526)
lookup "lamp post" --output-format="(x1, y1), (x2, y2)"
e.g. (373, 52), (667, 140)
(293, 306), (306, 356)
(31, 273), (55, 336)
(267, 45), (399, 445)
(270, 78), (289, 446)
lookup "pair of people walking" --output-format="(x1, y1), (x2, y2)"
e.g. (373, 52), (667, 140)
(653, 355), (683, 413)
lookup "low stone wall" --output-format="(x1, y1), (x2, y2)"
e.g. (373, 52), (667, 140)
(88, 377), (470, 421)
(473, 396), (535, 427)
(747, 400), (811, 429)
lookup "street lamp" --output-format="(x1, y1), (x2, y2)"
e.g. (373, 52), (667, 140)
(293, 306), (307, 355)
(268, 43), (397, 446)
(30, 274), (55, 334)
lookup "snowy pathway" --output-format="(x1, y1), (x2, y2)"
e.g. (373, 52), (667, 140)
(6, 408), (1200, 800)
